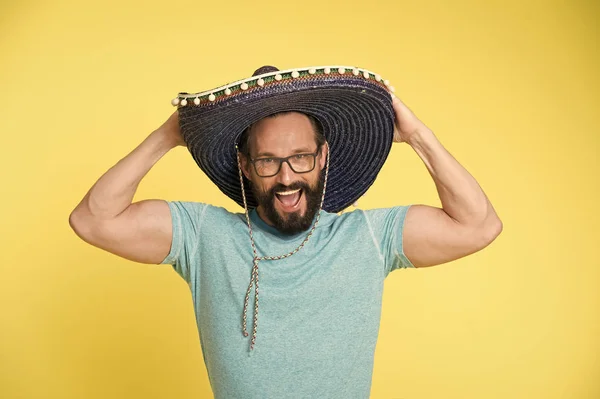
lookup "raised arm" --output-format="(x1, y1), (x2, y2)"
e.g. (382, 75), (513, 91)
(68, 111), (185, 264)
(391, 96), (503, 268)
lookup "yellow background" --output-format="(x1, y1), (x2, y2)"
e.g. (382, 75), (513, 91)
(1, 0), (598, 398)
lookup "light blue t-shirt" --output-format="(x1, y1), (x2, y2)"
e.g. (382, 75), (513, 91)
(161, 201), (415, 398)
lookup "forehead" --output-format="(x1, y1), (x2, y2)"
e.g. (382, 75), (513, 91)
(248, 112), (317, 156)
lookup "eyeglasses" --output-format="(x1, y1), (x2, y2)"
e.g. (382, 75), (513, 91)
(250, 151), (319, 177)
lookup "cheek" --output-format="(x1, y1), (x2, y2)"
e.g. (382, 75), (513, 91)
(252, 177), (275, 194)
(306, 171), (321, 186)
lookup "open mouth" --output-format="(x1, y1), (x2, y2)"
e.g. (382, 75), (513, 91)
(275, 188), (303, 211)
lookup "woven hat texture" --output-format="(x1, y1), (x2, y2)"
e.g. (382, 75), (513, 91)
(172, 65), (396, 213)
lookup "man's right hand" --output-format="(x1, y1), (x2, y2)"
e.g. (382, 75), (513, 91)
(156, 110), (186, 148)
(69, 110), (189, 265)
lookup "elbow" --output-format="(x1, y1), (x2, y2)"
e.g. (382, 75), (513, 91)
(69, 208), (94, 242)
(489, 212), (503, 238)
(478, 215), (503, 249)
(69, 209), (85, 237)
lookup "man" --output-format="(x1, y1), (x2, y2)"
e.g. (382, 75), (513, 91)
(69, 65), (502, 398)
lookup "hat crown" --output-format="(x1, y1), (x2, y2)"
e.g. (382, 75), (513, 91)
(252, 65), (279, 76)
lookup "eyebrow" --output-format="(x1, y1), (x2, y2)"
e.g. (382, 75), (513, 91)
(256, 147), (316, 158)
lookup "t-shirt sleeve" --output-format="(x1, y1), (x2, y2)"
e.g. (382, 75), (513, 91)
(160, 201), (207, 283)
(362, 205), (415, 277)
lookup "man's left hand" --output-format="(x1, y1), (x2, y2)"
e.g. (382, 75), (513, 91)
(391, 96), (430, 144)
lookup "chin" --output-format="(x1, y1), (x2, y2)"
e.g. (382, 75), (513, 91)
(277, 208), (305, 221)
(270, 199), (314, 234)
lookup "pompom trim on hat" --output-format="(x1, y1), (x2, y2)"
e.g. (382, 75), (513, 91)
(171, 65), (395, 107)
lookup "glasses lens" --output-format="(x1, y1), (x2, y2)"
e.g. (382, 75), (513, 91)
(254, 158), (280, 177)
(288, 154), (315, 173)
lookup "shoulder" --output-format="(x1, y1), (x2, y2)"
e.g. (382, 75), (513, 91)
(314, 206), (410, 236)
(332, 205), (412, 225)
(165, 200), (244, 225)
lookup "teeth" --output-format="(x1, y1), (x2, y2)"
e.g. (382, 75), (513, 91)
(276, 188), (301, 196)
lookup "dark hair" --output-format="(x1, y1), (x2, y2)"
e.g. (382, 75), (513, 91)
(238, 111), (326, 157)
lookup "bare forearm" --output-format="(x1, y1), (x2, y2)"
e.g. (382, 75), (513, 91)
(408, 128), (499, 228)
(74, 128), (177, 220)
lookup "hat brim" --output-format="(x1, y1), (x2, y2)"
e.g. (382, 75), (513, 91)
(176, 67), (395, 213)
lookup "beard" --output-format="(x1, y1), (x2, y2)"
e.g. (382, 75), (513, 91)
(252, 173), (325, 235)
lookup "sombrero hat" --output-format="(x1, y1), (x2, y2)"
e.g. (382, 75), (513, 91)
(172, 65), (397, 213)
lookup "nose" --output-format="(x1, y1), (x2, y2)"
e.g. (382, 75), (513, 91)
(276, 160), (295, 186)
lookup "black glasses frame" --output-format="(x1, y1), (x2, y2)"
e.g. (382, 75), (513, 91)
(250, 151), (319, 177)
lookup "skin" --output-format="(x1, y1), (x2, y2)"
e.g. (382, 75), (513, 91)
(69, 95), (502, 268)
(390, 95), (502, 267)
(239, 113), (328, 229)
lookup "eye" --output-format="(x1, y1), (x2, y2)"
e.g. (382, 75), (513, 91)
(261, 158), (275, 164)
(293, 154), (307, 160)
